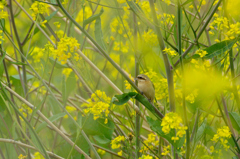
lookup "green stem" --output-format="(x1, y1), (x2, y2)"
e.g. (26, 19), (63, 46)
(133, 4), (140, 157)
(148, 0), (175, 112)
(174, 0), (223, 67)
(177, 1), (189, 159)
(9, 0), (28, 97)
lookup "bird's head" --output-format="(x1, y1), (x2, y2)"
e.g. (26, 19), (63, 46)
(136, 74), (151, 83)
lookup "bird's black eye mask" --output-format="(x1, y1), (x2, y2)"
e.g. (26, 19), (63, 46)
(137, 76), (145, 80)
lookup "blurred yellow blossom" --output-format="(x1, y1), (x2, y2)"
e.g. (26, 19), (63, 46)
(140, 133), (159, 153)
(163, 47), (177, 56)
(111, 135), (125, 156)
(162, 0), (171, 5)
(40, 20), (47, 28)
(161, 145), (170, 156)
(226, 0), (240, 20)
(30, 1), (50, 20)
(33, 152), (44, 159)
(195, 49), (207, 58)
(212, 126), (231, 150)
(18, 154), (27, 159)
(139, 155), (153, 159)
(76, 6), (92, 23)
(97, 149), (106, 155)
(0, 1), (8, 19)
(62, 68), (72, 78)
(30, 47), (45, 63)
(142, 30), (158, 46)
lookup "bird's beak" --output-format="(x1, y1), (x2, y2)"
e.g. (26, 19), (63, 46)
(135, 78), (138, 81)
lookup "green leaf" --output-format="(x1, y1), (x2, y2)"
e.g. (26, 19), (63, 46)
(182, 0), (194, 6)
(229, 112), (240, 131)
(93, 135), (111, 145)
(94, 12), (106, 51)
(10, 74), (34, 95)
(83, 8), (104, 28)
(36, 112), (66, 133)
(49, 57), (69, 68)
(112, 92), (163, 119)
(146, 117), (185, 148)
(195, 121), (206, 141)
(204, 39), (237, 59)
(45, 9), (59, 21)
(82, 114), (114, 140)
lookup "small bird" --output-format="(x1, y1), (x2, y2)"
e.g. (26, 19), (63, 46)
(136, 74), (155, 103)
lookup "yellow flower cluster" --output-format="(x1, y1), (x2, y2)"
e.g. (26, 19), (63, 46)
(0, 30), (4, 44)
(139, 155), (153, 159)
(163, 47), (177, 56)
(0, 0), (8, 19)
(110, 18), (131, 37)
(140, 133), (159, 153)
(161, 0), (171, 5)
(195, 49), (207, 58)
(19, 104), (32, 121)
(161, 112), (188, 142)
(49, 36), (80, 64)
(18, 154), (27, 159)
(190, 59), (211, 70)
(144, 69), (168, 101)
(111, 136), (125, 156)
(211, 126), (231, 150)
(160, 13), (175, 27)
(82, 90), (111, 124)
(30, 47), (45, 63)
(209, 14), (240, 40)
(30, 1), (50, 20)
(142, 29), (158, 46)
(113, 41), (129, 53)
(161, 145), (170, 156)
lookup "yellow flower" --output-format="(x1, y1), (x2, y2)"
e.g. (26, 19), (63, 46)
(211, 126), (231, 150)
(40, 20), (47, 28)
(195, 49), (207, 58)
(111, 136), (125, 150)
(62, 68), (72, 78)
(163, 47), (177, 56)
(139, 155), (153, 159)
(161, 112), (187, 141)
(33, 152), (44, 159)
(30, 1), (49, 20)
(97, 149), (106, 155)
(161, 145), (170, 156)
(140, 133), (159, 153)
(48, 35), (80, 64)
(117, 150), (123, 156)
(18, 154), (27, 159)
(30, 47), (45, 63)
(81, 90), (111, 123)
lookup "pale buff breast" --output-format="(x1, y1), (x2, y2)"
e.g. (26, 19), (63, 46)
(138, 81), (155, 102)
